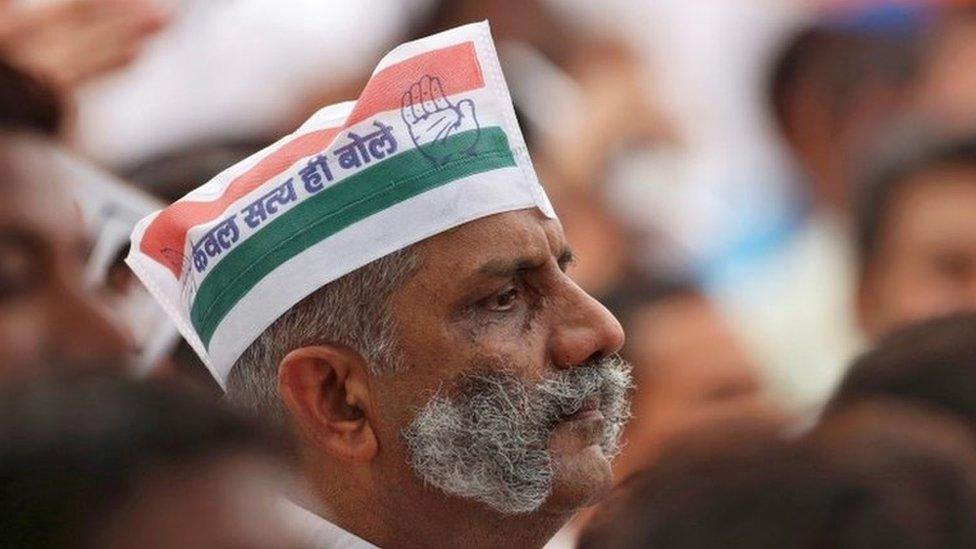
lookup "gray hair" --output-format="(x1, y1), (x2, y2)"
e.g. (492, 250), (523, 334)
(226, 247), (421, 424)
(403, 354), (633, 514)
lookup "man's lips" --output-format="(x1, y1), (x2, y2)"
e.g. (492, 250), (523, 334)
(562, 396), (604, 423)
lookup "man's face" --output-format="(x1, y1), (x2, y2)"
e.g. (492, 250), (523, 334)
(860, 165), (976, 337)
(0, 135), (130, 381)
(370, 209), (628, 515)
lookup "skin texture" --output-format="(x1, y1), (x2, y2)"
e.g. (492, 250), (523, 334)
(277, 209), (625, 549)
(859, 165), (976, 338)
(0, 134), (130, 382)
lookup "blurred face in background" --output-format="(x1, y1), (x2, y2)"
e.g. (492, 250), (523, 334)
(0, 134), (129, 381)
(859, 164), (976, 338)
(614, 293), (787, 477)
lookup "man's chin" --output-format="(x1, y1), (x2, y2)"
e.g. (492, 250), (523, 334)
(542, 418), (616, 513)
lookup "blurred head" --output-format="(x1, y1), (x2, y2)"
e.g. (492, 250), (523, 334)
(855, 129), (976, 338)
(605, 279), (782, 478)
(580, 401), (976, 549)
(0, 60), (130, 382)
(828, 312), (976, 430)
(125, 140), (269, 203)
(767, 20), (921, 208)
(0, 374), (298, 549)
(227, 209), (628, 540)
(410, 0), (569, 64)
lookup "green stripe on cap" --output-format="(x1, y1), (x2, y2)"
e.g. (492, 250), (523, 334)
(190, 126), (515, 346)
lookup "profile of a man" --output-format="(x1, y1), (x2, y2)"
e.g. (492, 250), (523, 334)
(129, 23), (631, 549)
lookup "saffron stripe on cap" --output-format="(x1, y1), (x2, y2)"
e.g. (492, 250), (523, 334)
(140, 42), (485, 277)
(190, 126), (514, 345)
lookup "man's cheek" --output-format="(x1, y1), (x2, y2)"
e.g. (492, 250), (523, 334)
(370, 381), (428, 445)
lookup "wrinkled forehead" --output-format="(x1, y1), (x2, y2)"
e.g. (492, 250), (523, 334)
(0, 134), (84, 243)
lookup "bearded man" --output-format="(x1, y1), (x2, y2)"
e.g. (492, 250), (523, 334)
(129, 22), (631, 549)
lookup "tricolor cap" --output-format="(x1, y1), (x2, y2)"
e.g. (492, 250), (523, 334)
(126, 21), (556, 387)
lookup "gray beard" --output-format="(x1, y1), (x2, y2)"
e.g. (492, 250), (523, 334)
(402, 355), (633, 514)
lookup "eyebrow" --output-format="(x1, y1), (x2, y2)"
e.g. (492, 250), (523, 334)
(0, 227), (43, 252)
(476, 247), (575, 278)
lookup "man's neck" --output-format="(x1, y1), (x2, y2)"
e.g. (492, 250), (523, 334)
(377, 501), (568, 549)
(310, 478), (570, 549)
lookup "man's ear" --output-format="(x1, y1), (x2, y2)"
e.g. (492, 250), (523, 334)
(277, 345), (378, 462)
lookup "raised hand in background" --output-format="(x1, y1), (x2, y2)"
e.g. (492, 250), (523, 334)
(0, 0), (168, 90)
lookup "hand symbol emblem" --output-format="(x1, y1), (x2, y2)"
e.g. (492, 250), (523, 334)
(401, 75), (480, 167)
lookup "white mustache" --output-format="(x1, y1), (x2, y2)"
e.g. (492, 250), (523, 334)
(402, 354), (633, 514)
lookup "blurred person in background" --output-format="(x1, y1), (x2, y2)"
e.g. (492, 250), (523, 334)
(0, 374), (300, 549)
(769, 8), (924, 212)
(0, 58), (130, 383)
(601, 277), (788, 482)
(545, 277), (789, 548)
(728, 3), (930, 412)
(827, 312), (976, 430)
(579, 400), (976, 549)
(854, 128), (976, 337)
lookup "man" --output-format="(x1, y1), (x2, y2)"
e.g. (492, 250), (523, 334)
(768, 13), (921, 210)
(128, 23), (630, 548)
(0, 374), (300, 548)
(714, 10), (923, 411)
(0, 57), (130, 382)
(854, 128), (976, 338)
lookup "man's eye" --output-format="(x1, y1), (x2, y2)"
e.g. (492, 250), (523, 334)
(0, 242), (41, 303)
(484, 286), (520, 312)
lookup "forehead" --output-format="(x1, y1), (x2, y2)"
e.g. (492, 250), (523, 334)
(412, 208), (565, 273)
(0, 136), (83, 243)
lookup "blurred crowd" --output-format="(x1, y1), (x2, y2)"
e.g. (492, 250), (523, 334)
(5, 0), (976, 548)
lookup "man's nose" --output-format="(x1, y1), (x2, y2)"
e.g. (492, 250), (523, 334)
(548, 284), (625, 370)
(53, 284), (134, 370)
